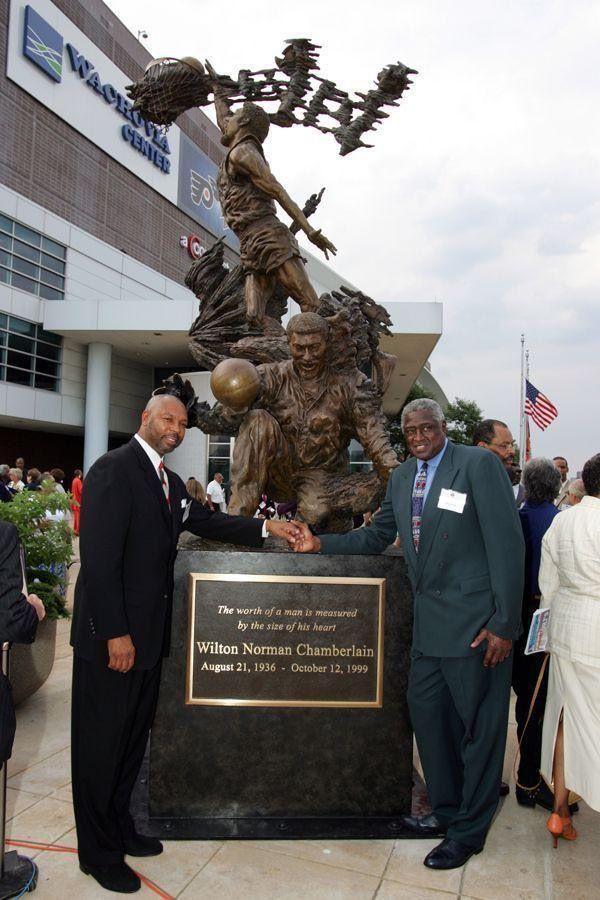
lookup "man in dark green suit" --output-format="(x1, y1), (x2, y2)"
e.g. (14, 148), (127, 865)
(293, 398), (524, 869)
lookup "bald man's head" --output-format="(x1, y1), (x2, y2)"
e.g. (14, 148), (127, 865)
(138, 394), (188, 456)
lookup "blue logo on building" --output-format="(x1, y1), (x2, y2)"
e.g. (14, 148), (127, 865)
(23, 5), (63, 82)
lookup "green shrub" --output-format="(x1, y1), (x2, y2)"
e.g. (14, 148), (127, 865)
(0, 488), (72, 620)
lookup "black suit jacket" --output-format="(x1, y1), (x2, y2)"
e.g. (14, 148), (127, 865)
(0, 521), (38, 762)
(71, 438), (264, 669)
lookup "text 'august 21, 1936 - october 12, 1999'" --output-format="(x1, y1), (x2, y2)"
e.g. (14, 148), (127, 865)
(186, 574), (386, 708)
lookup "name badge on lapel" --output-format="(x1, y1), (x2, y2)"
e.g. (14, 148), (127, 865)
(438, 488), (467, 514)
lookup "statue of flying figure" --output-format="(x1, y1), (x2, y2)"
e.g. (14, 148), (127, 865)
(127, 40), (416, 324)
(213, 84), (336, 323)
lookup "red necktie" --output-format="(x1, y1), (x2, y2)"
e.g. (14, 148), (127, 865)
(158, 461), (170, 508)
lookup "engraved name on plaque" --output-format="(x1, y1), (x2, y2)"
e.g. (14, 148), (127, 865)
(186, 574), (385, 708)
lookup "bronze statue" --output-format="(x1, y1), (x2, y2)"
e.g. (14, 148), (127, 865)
(127, 40), (416, 154)
(227, 313), (398, 530)
(127, 41), (415, 324)
(163, 304), (399, 533)
(214, 95), (336, 323)
(129, 39), (417, 533)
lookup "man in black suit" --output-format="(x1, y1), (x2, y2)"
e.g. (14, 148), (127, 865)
(71, 394), (298, 894)
(0, 521), (45, 764)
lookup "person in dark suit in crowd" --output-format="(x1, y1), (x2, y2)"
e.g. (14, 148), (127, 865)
(24, 468), (42, 491)
(473, 418), (522, 799)
(513, 458), (578, 813)
(292, 399), (524, 870)
(473, 418), (524, 505)
(71, 394), (298, 894)
(0, 465), (12, 503)
(0, 521), (45, 764)
(15, 457), (27, 482)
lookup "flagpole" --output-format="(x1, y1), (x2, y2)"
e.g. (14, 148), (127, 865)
(525, 348), (530, 462)
(519, 334), (526, 468)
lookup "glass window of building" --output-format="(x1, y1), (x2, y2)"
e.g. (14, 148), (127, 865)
(0, 314), (62, 391)
(207, 434), (233, 486)
(0, 214), (66, 301)
(349, 439), (373, 474)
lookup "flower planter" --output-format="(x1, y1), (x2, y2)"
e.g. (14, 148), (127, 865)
(10, 617), (57, 706)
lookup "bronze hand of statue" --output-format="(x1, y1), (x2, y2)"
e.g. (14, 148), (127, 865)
(307, 227), (337, 260)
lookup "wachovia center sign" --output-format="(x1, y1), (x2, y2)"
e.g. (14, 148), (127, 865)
(19, 3), (172, 176)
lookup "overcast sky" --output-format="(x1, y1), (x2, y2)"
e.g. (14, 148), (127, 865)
(111, 0), (600, 475)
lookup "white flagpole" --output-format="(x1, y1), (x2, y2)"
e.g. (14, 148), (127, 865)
(525, 348), (530, 462)
(519, 334), (526, 468)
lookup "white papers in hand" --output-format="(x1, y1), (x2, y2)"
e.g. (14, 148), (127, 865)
(525, 607), (550, 655)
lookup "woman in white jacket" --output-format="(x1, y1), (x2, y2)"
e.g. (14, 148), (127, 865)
(539, 452), (600, 846)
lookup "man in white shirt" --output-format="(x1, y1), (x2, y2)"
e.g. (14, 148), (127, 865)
(206, 472), (227, 512)
(553, 456), (571, 509)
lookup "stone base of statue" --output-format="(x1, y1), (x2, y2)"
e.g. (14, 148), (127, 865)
(136, 548), (417, 839)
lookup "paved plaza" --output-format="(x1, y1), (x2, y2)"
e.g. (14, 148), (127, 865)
(5, 548), (599, 899)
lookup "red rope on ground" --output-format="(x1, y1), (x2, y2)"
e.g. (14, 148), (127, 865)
(6, 840), (175, 899)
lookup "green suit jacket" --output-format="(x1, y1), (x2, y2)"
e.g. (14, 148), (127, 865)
(320, 442), (525, 657)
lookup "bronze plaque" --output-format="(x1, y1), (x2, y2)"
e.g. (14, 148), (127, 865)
(186, 574), (385, 708)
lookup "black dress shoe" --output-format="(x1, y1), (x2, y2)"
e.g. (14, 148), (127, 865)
(79, 861), (141, 893)
(400, 813), (447, 836)
(123, 832), (163, 857)
(516, 781), (579, 815)
(424, 837), (483, 870)
(499, 781), (510, 797)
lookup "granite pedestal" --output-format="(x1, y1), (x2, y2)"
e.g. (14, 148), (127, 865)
(145, 549), (415, 839)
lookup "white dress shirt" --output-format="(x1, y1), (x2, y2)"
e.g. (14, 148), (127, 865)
(412, 439), (449, 507)
(134, 433), (164, 480)
(134, 434), (269, 537)
(539, 495), (600, 667)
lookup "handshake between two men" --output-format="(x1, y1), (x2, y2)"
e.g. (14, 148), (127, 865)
(273, 519), (322, 553)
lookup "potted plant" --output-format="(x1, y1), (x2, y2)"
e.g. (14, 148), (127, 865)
(0, 485), (72, 703)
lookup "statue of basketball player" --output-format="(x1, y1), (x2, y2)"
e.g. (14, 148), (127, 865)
(213, 87), (337, 323)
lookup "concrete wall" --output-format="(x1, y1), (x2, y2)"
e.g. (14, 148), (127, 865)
(0, 185), (158, 436)
(167, 372), (213, 485)
(109, 354), (153, 435)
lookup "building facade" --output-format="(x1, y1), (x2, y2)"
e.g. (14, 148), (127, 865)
(1, 0), (443, 489)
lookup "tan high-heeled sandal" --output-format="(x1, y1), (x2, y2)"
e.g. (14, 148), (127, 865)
(546, 813), (578, 848)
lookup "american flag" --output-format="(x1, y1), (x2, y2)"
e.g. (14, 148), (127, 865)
(525, 379), (558, 431)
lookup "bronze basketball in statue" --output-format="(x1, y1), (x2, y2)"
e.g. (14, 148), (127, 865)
(210, 358), (260, 412)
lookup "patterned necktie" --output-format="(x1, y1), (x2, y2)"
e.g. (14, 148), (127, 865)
(411, 461), (428, 551)
(158, 461), (170, 509)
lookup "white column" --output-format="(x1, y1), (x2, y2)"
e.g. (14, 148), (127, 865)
(166, 371), (213, 484)
(83, 342), (112, 474)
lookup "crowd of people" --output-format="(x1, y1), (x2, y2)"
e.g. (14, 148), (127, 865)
(456, 420), (598, 850)
(0, 458), (84, 533)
